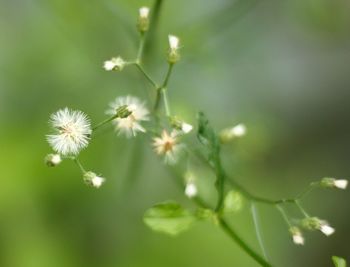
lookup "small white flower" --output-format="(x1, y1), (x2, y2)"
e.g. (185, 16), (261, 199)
(320, 223), (335, 236)
(47, 108), (91, 156)
(153, 130), (182, 164)
(168, 35), (180, 50)
(334, 179), (348, 189)
(181, 122), (193, 134)
(220, 123), (247, 142)
(139, 7), (150, 19)
(103, 57), (125, 71)
(84, 171), (105, 188)
(185, 182), (197, 198)
(45, 153), (62, 167)
(106, 95), (149, 137)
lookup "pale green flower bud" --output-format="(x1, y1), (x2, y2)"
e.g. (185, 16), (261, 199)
(321, 177), (348, 190)
(83, 171), (105, 188)
(137, 7), (150, 33)
(167, 35), (180, 64)
(45, 153), (62, 167)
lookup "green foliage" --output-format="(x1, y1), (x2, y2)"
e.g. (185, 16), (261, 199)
(143, 201), (196, 236)
(223, 190), (244, 213)
(332, 256), (347, 267)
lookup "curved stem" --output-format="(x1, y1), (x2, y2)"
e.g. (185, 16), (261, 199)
(219, 218), (272, 267)
(92, 114), (118, 131)
(134, 63), (159, 88)
(73, 157), (86, 174)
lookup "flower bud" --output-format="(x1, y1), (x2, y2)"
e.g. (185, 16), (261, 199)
(185, 182), (197, 198)
(170, 116), (193, 134)
(167, 35), (180, 64)
(289, 227), (304, 245)
(301, 217), (335, 236)
(45, 153), (62, 167)
(321, 177), (348, 190)
(137, 7), (150, 33)
(220, 123), (247, 143)
(115, 105), (132, 118)
(103, 57), (126, 71)
(83, 171), (105, 188)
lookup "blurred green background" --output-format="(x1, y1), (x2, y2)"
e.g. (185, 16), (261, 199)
(1, 0), (350, 266)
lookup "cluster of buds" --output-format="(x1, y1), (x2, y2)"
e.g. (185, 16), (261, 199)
(220, 123), (247, 143)
(137, 7), (150, 33)
(320, 177), (348, 190)
(83, 171), (105, 189)
(301, 217), (335, 236)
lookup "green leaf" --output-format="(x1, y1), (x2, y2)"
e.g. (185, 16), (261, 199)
(143, 201), (196, 236)
(223, 190), (244, 213)
(332, 256), (347, 267)
(197, 112), (225, 211)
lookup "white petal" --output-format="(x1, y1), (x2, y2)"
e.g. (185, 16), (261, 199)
(334, 179), (348, 189)
(292, 234), (304, 245)
(92, 176), (105, 188)
(185, 183), (197, 198)
(181, 123), (193, 134)
(139, 7), (150, 18)
(231, 124), (246, 137)
(320, 224), (335, 236)
(168, 35), (179, 49)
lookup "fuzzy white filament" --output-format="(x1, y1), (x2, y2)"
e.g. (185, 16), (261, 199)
(106, 95), (149, 137)
(139, 7), (150, 19)
(47, 108), (91, 156)
(153, 130), (182, 164)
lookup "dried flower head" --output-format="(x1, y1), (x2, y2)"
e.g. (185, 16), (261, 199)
(47, 108), (91, 156)
(106, 95), (149, 137)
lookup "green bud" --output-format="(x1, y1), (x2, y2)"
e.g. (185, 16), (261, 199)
(116, 105), (132, 118)
(45, 153), (61, 167)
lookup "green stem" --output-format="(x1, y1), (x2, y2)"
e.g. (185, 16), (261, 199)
(92, 114), (118, 131)
(134, 63), (158, 88)
(162, 88), (171, 116)
(162, 63), (174, 88)
(276, 204), (292, 227)
(219, 218), (272, 267)
(295, 200), (310, 218)
(73, 158), (86, 174)
(136, 33), (146, 63)
(251, 202), (268, 260)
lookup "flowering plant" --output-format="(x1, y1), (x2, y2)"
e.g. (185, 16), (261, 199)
(44, 4), (348, 267)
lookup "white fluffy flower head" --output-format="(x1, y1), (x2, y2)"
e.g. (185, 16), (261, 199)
(153, 130), (182, 164)
(47, 108), (91, 156)
(320, 223), (335, 236)
(103, 57), (125, 71)
(106, 96), (149, 137)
